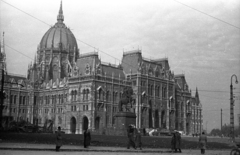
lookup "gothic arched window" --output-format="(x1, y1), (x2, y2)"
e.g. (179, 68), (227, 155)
(106, 91), (109, 102)
(53, 65), (58, 81)
(86, 89), (89, 100)
(83, 89), (86, 101)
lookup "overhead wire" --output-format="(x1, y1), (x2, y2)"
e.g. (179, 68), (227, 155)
(1, 0), (133, 69)
(2, 0), (239, 101)
(172, 0), (240, 30)
(5, 44), (33, 60)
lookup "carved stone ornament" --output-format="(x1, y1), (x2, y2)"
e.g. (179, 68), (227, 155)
(73, 66), (78, 77)
(85, 64), (90, 75)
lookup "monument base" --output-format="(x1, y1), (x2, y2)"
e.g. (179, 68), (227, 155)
(114, 112), (136, 136)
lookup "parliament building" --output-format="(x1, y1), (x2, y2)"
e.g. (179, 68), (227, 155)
(0, 2), (203, 135)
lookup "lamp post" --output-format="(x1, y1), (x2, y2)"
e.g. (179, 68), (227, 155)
(0, 69), (6, 128)
(230, 74), (238, 142)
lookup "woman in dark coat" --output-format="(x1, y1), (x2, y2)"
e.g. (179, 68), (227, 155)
(175, 131), (182, 153)
(55, 126), (62, 152)
(84, 129), (91, 148)
(199, 131), (207, 154)
(135, 129), (142, 150)
(171, 132), (176, 152)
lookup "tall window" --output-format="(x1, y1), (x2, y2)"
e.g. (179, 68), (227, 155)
(58, 94), (61, 104)
(34, 96), (37, 105)
(58, 116), (62, 124)
(74, 90), (77, 101)
(61, 94), (64, 104)
(53, 65), (58, 81)
(151, 85), (153, 96)
(14, 95), (17, 104)
(106, 91), (109, 102)
(115, 92), (118, 102)
(86, 89), (89, 100)
(71, 90), (73, 101)
(98, 89), (102, 100)
(155, 86), (158, 97)
(148, 84), (150, 95)
(83, 89), (86, 101)
(10, 95), (13, 103)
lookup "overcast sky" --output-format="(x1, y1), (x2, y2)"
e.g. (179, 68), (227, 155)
(1, 0), (240, 132)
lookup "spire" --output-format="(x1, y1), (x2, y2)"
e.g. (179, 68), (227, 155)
(1, 32), (5, 57)
(57, 1), (64, 23)
(195, 87), (199, 98)
(1, 32), (7, 72)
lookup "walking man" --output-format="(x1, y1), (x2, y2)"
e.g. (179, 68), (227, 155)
(84, 129), (91, 148)
(127, 125), (136, 149)
(199, 131), (207, 154)
(55, 126), (62, 152)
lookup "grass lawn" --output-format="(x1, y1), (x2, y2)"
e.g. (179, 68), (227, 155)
(0, 133), (235, 149)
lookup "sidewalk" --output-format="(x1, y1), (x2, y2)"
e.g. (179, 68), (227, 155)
(0, 142), (170, 153)
(0, 142), (232, 154)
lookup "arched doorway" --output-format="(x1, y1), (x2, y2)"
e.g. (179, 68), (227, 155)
(82, 116), (89, 131)
(155, 110), (159, 128)
(148, 100), (152, 128)
(161, 110), (165, 128)
(95, 117), (100, 130)
(70, 117), (76, 134)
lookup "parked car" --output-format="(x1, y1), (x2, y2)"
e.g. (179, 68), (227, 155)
(159, 129), (172, 136)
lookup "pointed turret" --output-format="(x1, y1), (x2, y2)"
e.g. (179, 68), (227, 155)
(195, 87), (199, 98)
(57, 1), (64, 23)
(195, 87), (199, 104)
(0, 32), (7, 72)
(34, 54), (37, 65)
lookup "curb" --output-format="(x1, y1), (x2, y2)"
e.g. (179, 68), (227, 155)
(0, 147), (171, 153)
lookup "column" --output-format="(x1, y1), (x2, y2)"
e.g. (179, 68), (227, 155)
(166, 82), (169, 129)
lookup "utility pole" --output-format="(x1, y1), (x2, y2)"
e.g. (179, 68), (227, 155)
(230, 74), (238, 142)
(221, 108), (222, 133)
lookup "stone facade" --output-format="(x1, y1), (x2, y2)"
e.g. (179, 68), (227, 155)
(0, 2), (202, 135)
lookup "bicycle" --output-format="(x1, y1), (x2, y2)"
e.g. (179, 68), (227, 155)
(230, 143), (240, 155)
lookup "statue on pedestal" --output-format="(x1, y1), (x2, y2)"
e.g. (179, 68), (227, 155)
(118, 87), (134, 112)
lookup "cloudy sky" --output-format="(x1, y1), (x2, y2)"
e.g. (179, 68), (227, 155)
(1, 0), (240, 132)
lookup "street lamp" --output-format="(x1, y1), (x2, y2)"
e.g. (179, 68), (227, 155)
(230, 74), (238, 142)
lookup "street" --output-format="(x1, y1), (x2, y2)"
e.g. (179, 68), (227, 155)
(0, 150), (232, 155)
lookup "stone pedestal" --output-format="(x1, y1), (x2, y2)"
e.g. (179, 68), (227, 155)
(114, 112), (136, 136)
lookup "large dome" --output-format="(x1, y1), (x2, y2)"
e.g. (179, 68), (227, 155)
(39, 2), (78, 51)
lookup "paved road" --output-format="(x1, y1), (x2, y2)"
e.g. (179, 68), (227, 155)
(0, 150), (232, 155)
(0, 142), (232, 155)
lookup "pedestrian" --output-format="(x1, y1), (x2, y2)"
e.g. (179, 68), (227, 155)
(55, 126), (62, 152)
(135, 129), (142, 150)
(143, 128), (146, 136)
(127, 125), (136, 149)
(84, 129), (91, 148)
(199, 131), (207, 154)
(171, 131), (176, 152)
(175, 131), (182, 153)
